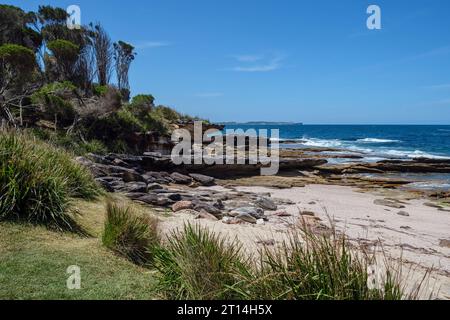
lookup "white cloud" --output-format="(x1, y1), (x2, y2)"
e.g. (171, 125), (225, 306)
(231, 54), (285, 73)
(232, 54), (263, 62)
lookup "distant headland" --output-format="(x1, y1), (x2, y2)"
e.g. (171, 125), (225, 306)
(218, 121), (303, 126)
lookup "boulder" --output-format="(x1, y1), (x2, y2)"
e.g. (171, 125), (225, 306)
(397, 211), (410, 217)
(122, 170), (146, 183)
(374, 199), (405, 209)
(189, 173), (215, 186)
(195, 210), (219, 221)
(254, 196), (277, 211)
(122, 182), (148, 193)
(193, 202), (222, 216)
(236, 213), (257, 224)
(137, 194), (158, 204)
(172, 201), (194, 212)
(230, 207), (264, 219)
(147, 183), (164, 190)
(170, 172), (193, 184)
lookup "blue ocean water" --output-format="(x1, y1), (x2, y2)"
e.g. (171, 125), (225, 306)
(224, 125), (450, 160)
(223, 125), (450, 189)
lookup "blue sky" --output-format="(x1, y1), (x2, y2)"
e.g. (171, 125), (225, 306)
(7, 0), (450, 124)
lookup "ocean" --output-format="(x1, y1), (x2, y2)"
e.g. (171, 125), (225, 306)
(223, 124), (450, 190)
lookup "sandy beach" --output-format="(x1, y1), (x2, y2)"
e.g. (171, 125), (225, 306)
(159, 184), (450, 299)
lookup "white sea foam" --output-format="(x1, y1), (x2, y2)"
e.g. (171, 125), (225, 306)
(381, 149), (450, 160)
(356, 138), (401, 143)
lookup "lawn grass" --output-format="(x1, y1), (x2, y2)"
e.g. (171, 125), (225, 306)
(0, 199), (157, 300)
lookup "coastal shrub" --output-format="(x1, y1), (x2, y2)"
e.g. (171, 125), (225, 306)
(92, 84), (109, 96)
(27, 128), (108, 156)
(103, 200), (160, 265)
(131, 94), (155, 110)
(0, 130), (102, 230)
(31, 81), (77, 126)
(152, 223), (249, 300)
(153, 105), (180, 123)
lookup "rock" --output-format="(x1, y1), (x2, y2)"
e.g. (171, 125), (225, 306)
(170, 172), (192, 184)
(221, 216), (243, 225)
(254, 196), (277, 211)
(439, 239), (450, 248)
(400, 226), (411, 230)
(95, 177), (114, 192)
(230, 207), (264, 219)
(125, 192), (148, 200)
(143, 171), (174, 184)
(122, 170), (146, 183)
(189, 173), (215, 186)
(137, 194), (158, 204)
(172, 201), (194, 212)
(374, 199), (405, 209)
(156, 197), (174, 206)
(397, 211), (410, 217)
(122, 182), (148, 193)
(236, 213), (257, 224)
(308, 201), (317, 205)
(195, 210), (219, 221)
(147, 183), (164, 190)
(167, 193), (182, 201)
(193, 202), (222, 216)
(274, 210), (292, 217)
(423, 202), (443, 209)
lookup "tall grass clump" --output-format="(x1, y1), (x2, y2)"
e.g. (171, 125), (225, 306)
(151, 222), (422, 300)
(102, 200), (160, 265)
(240, 227), (409, 300)
(152, 223), (250, 300)
(0, 130), (102, 230)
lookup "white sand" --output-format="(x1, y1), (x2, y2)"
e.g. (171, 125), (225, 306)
(159, 184), (450, 299)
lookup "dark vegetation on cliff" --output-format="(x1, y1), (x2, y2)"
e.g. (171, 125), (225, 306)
(0, 4), (205, 155)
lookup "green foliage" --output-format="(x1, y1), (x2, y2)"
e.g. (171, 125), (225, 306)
(0, 5), (42, 51)
(152, 223), (249, 300)
(103, 201), (160, 265)
(131, 94), (155, 110)
(31, 82), (77, 126)
(0, 130), (102, 230)
(153, 105), (181, 122)
(92, 84), (109, 96)
(47, 39), (80, 79)
(47, 39), (80, 59)
(0, 44), (36, 73)
(28, 128), (108, 156)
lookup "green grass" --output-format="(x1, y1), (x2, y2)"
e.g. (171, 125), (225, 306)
(152, 223), (250, 300)
(0, 215), (157, 300)
(0, 130), (102, 230)
(102, 200), (160, 265)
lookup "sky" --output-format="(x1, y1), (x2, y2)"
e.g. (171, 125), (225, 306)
(6, 0), (450, 124)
